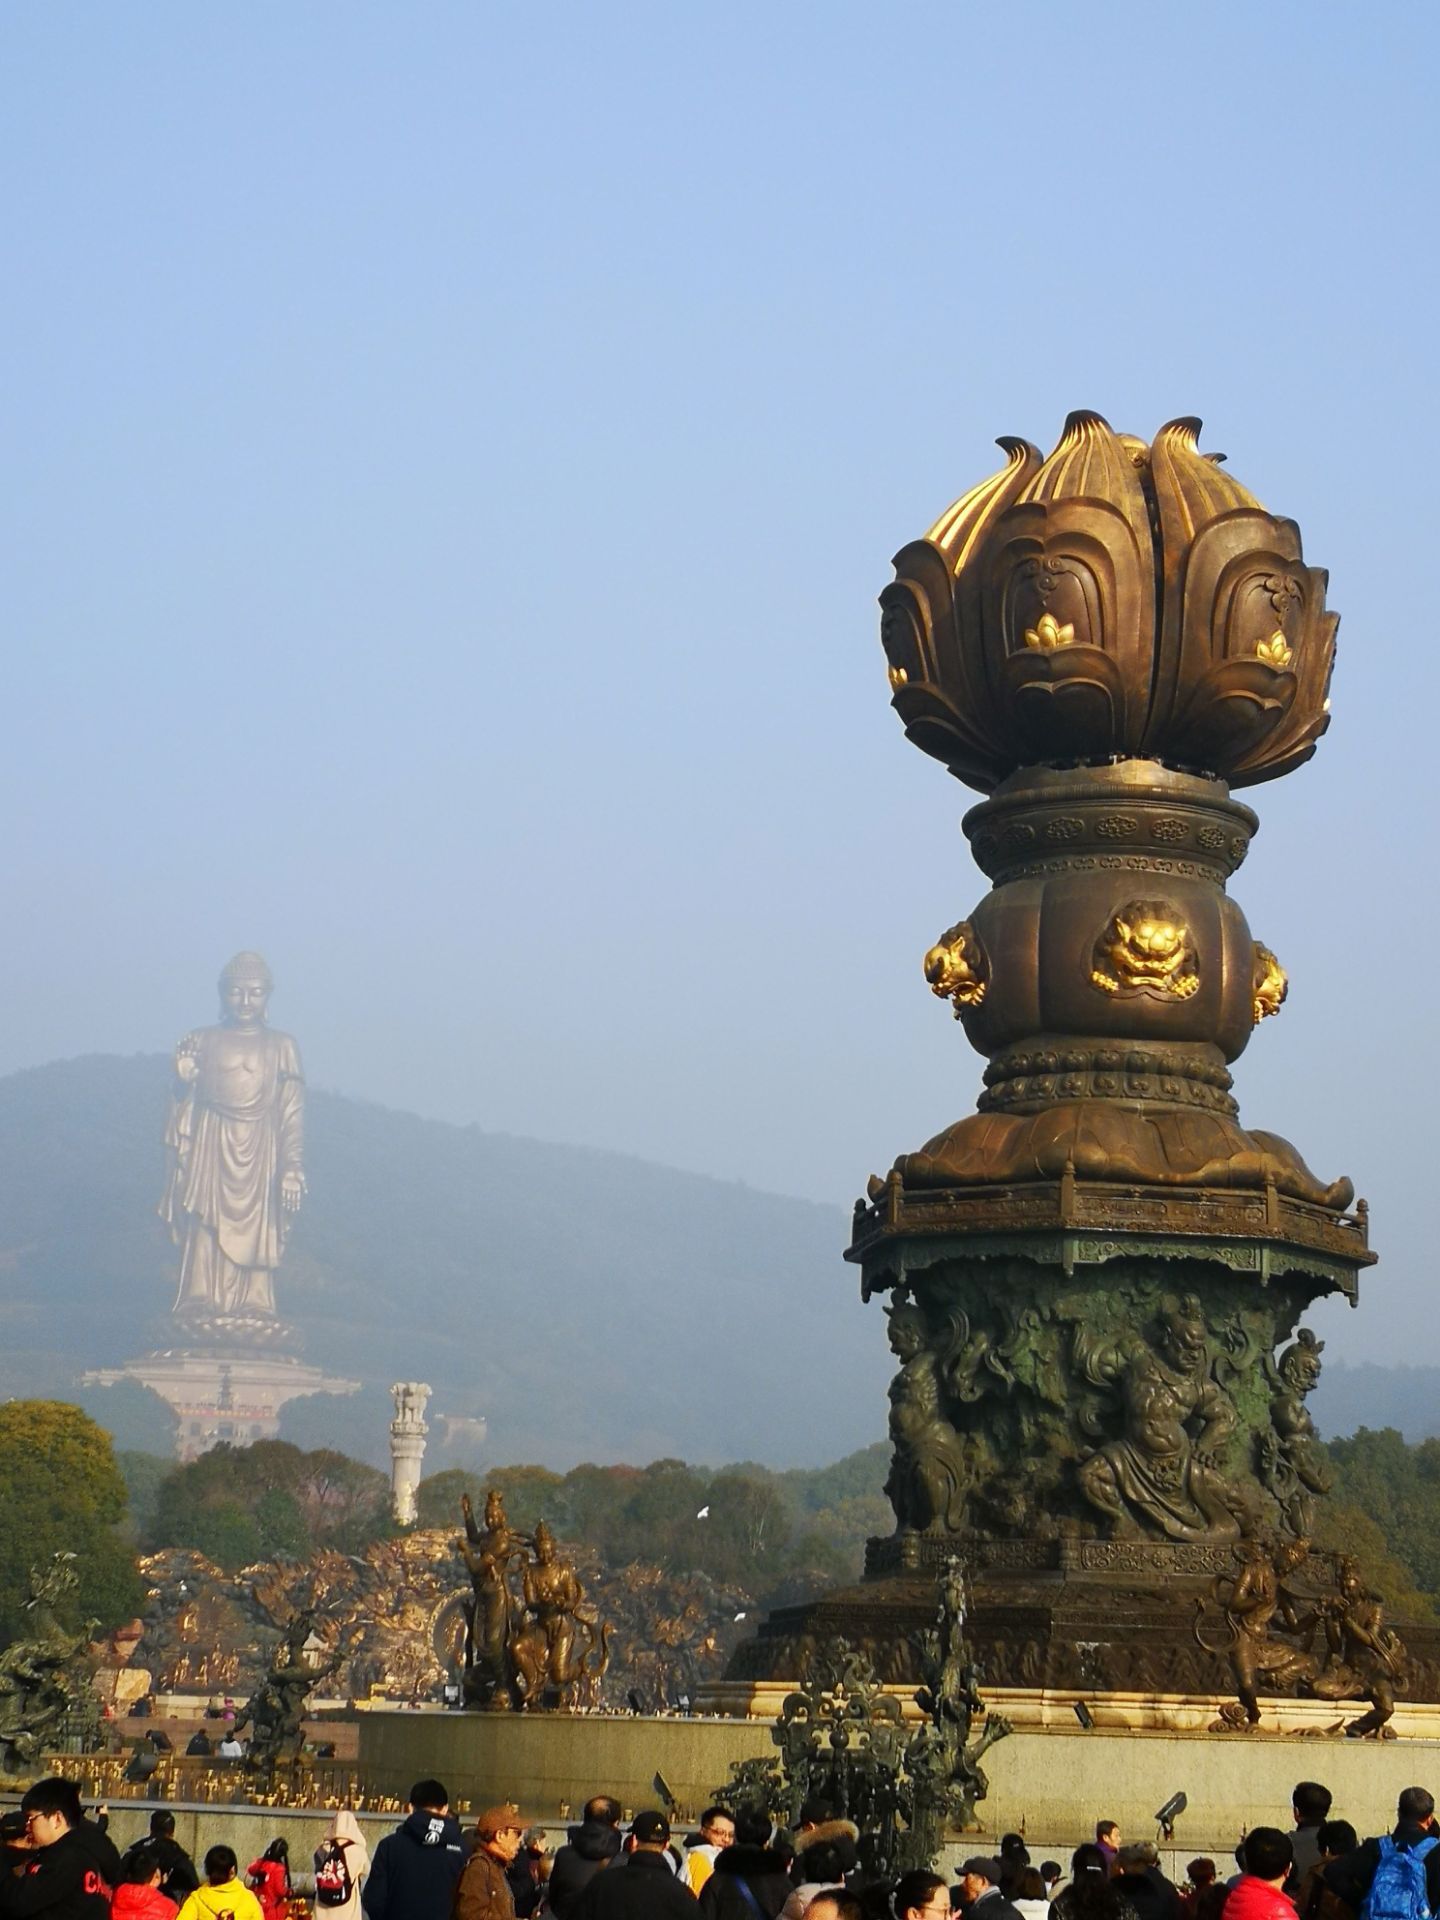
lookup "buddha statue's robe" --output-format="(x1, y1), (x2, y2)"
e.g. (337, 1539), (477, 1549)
(160, 1023), (304, 1319)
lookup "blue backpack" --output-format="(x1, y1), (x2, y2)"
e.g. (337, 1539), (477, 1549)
(1362, 1837), (1440, 1920)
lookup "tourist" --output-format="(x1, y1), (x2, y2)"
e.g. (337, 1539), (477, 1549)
(314, 1810), (369, 1920)
(891, 1876), (950, 1920)
(246, 1841), (291, 1920)
(698, 1808), (791, 1920)
(1291, 1787), (1335, 1892)
(1295, 1822), (1357, 1920)
(0, 1779), (120, 1920)
(1000, 1843), (1032, 1902)
(453, 1807), (527, 1920)
(1096, 1833), (1121, 1878)
(216, 1733), (244, 1762)
(685, 1813), (736, 1898)
(1040, 1868), (1062, 1903)
(571, 1814), (698, 1920)
(1050, 1847), (1135, 1920)
(111, 1845), (177, 1920)
(184, 1730), (212, 1759)
(123, 1815), (198, 1905)
(506, 1830), (549, 1919)
(549, 1800), (624, 1920)
(1012, 1871), (1051, 1920)
(174, 1849), (264, 1920)
(1223, 1831), (1294, 1920)
(779, 1822), (858, 1920)
(787, 1806), (837, 1884)
(1177, 1861), (1215, 1920)
(361, 1778), (465, 1920)
(1, 1810), (32, 1876)
(1326, 1788), (1440, 1916)
(1116, 1845), (1178, 1920)
(952, 1859), (1022, 1920)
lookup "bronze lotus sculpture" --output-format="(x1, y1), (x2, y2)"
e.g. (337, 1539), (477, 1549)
(860, 415), (1356, 1210)
(728, 413), (1397, 1717)
(879, 412), (1334, 791)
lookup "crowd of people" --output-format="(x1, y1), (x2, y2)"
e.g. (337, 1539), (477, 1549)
(0, 1774), (1438, 1920)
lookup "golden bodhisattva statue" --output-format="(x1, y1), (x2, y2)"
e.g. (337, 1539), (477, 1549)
(160, 952), (305, 1337)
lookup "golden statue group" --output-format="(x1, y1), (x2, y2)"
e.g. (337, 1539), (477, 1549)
(455, 1491), (611, 1710)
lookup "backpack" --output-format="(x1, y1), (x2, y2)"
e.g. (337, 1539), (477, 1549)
(1362, 1837), (1440, 1920)
(315, 1844), (354, 1909)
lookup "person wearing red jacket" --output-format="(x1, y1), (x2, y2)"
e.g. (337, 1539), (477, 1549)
(246, 1842), (291, 1920)
(112, 1844), (178, 1920)
(1225, 1830), (1297, 1920)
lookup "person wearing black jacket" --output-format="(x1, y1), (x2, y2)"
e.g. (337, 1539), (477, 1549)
(550, 1802), (624, 1920)
(572, 1815), (698, 1920)
(361, 1779), (466, 1920)
(0, 1778), (122, 1920)
(123, 1814), (199, 1905)
(1326, 1788), (1440, 1915)
(699, 1810), (792, 1920)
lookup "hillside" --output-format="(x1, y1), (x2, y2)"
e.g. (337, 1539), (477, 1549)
(0, 1055), (890, 1467)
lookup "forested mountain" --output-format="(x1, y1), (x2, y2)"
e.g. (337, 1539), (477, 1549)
(0, 1054), (890, 1467)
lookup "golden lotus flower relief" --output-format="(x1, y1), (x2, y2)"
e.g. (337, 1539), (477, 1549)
(1252, 942), (1288, 1025)
(1256, 629), (1294, 668)
(1023, 611), (1076, 651)
(924, 922), (990, 1013)
(1091, 901), (1200, 1000)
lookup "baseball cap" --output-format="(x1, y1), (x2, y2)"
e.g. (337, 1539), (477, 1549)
(631, 1811), (672, 1844)
(476, 1805), (525, 1839)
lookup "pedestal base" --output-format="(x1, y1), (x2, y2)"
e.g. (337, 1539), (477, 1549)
(725, 1558), (1440, 1700)
(84, 1348), (360, 1461)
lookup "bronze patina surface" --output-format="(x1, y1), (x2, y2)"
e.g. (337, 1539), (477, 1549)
(733, 415), (1395, 1727)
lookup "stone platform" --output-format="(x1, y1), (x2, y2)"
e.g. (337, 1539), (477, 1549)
(353, 1707), (1440, 1853)
(85, 1346), (358, 1460)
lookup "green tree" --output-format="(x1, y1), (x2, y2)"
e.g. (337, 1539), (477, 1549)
(0, 1402), (142, 1642)
(1312, 1497), (1438, 1623)
(686, 1470), (792, 1588)
(483, 1465), (568, 1534)
(416, 1469), (482, 1529)
(72, 1381), (179, 1457)
(116, 1451), (173, 1541)
(148, 1439), (390, 1570)
(1325, 1428), (1440, 1605)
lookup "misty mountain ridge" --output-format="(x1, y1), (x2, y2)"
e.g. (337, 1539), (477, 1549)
(0, 1054), (891, 1468)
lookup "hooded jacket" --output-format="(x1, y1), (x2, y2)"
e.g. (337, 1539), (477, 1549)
(175, 1879), (265, 1920)
(315, 1812), (370, 1920)
(699, 1848), (793, 1920)
(549, 1824), (624, 1920)
(361, 1811), (465, 1920)
(0, 1831), (115, 1920)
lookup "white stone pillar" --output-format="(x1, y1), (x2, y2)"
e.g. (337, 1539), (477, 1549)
(388, 1381), (432, 1526)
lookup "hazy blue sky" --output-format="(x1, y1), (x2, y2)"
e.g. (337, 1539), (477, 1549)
(3, 4), (1434, 1365)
